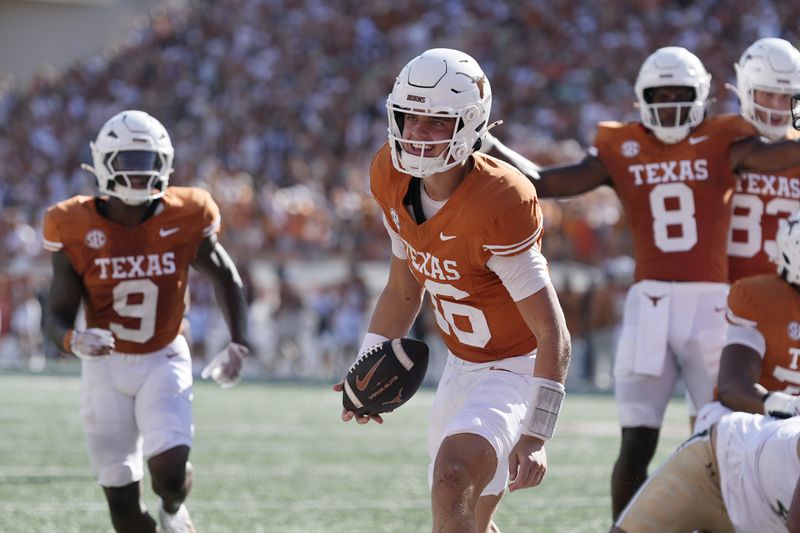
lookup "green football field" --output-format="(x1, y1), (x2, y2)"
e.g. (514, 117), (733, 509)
(0, 373), (689, 532)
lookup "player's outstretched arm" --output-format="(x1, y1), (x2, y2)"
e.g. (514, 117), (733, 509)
(192, 234), (251, 386)
(482, 132), (541, 181)
(732, 134), (800, 173)
(486, 133), (611, 199)
(508, 282), (571, 492)
(716, 343), (767, 414)
(535, 154), (612, 198)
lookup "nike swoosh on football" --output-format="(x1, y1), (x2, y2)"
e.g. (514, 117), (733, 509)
(439, 232), (457, 241)
(159, 227), (179, 237)
(356, 354), (387, 391)
(688, 135), (709, 145)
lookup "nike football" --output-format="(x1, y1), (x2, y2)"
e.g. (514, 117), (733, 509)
(342, 337), (429, 416)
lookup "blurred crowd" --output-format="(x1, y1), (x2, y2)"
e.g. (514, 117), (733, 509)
(1, 0), (798, 384)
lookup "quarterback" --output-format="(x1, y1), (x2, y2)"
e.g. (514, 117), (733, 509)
(490, 46), (800, 518)
(43, 110), (251, 533)
(336, 48), (571, 533)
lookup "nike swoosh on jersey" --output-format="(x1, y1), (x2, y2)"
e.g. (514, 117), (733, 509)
(688, 135), (709, 145)
(439, 232), (457, 241)
(356, 354), (387, 391)
(159, 227), (179, 237)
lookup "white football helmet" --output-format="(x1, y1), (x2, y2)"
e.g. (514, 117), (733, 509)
(776, 210), (800, 285)
(387, 48), (492, 177)
(735, 38), (800, 140)
(634, 47), (711, 144)
(82, 110), (174, 205)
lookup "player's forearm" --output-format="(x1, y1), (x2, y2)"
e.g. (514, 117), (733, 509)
(366, 283), (424, 339)
(211, 277), (250, 348)
(43, 311), (75, 352)
(738, 137), (800, 173)
(484, 133), (541, 181)
(516, 284), (572, 383)
(717, 382), (769, 414)
(532, 326), (571, 384)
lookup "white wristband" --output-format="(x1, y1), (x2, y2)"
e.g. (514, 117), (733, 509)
(521, 377), (565, 441)
(358, 332), (389, 356)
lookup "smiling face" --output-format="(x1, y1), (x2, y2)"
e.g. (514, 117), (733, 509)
(399, 113), (458, 158)
(753, 89), (793, 127)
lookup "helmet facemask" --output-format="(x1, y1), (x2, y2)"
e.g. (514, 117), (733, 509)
(793, 93), (800, 132)
(94, 148), (171, 205)
(83, 110), (174, 205)
(777, 211), (800, 285)
(387, 103), (487, 178)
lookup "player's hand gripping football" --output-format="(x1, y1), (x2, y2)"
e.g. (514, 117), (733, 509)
(201, 342), (249, 388)
(69, 328), (115, 360)
(507, 435), (548, 493)
(332, 380), (385, 425)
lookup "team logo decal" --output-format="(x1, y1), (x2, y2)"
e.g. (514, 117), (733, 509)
(621, 140), (640, 158)
(84, 229), (107, 250)
(390, 208), (400, 231)
(788, 322), (800, 341)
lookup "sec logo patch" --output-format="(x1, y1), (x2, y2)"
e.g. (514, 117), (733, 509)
(621, 140), (640, 158)
(789, 322), (800, 341)
(85, 229), (107, 250)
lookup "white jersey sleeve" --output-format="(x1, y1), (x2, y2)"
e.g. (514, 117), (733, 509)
(382, 214), (408, 259)
(487, 246), (550, 302)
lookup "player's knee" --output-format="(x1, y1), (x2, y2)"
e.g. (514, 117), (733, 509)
(432, 459), (475, 497)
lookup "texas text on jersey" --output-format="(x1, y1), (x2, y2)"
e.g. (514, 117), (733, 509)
(729, 128), (800, 282)
(43, 186), (220, 354)
(592, 114), (755, 282)
(371, 143), (543, 363)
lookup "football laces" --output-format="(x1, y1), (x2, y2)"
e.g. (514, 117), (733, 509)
(348, 342), (385, 374)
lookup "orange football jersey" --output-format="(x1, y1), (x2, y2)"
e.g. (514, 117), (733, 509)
(729, 128), (800, 282)
(593, 114), (754, 282)
(371, 143), (543, 363)
(42, 187), (221, 354)
(728, 274), (800, 394)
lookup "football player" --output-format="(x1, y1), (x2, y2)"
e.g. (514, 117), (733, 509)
(487, 46), (800, 519)
(335, 48), (571, 533)
(694, 210), (800, 435)
(42, 110), (251, 533)
(612, 410), (800, 533)
(728, 38), (800, 282)
(694, 39), (800, 436)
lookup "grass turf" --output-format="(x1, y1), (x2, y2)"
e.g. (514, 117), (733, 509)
(0, 373), (689, 532)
